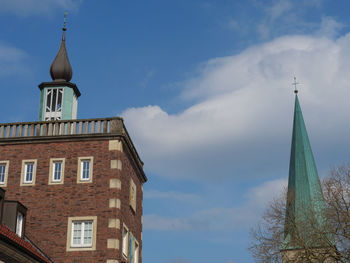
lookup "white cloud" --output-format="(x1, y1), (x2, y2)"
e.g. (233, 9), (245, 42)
(0, 0), (82, 16)
(316, 16), (344, 38)
(123, 32), (350, 181)
(144, 190), (201, 203)
(267, 0), (292, 21)
(0, 43), (28, 76)
(253, 0), (326, 39)
(144, 179), (286, 231)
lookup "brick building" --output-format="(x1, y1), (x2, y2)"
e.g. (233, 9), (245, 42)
(0, 19), (147, 263)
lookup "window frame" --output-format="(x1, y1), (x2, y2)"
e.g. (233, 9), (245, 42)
(49, 158), (65, 185)
(16, 212), (24, 237)
(66, 216), (97, 252)
(134, 239), (139, 263)
(122, 224), (130, 258)
(71, 220), (93, 248)
(129, 178), (137, 212)
(77, 157), (94, 183)
(20, 160), (37, 186)
(0, 161), (9, 187)
(44, 88), (64, 121)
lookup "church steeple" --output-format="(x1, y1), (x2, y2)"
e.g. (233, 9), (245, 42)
(49, 14), (73, 82)
(38, 13), (80, 121)
(283, 89), (327, 251)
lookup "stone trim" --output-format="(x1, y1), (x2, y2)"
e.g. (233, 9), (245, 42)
(77, 156), (94, 183)
(109, 198), (121, 209)
(106, 260), (119, 263)
(0, 160), (9, 187)
(108, 218), (120, 229)
(66, 216), (97, 252)
(48, 158), (65, 185)
(20, 159), (37, 186)
(109, 140), (123, 152)
(110, 159), (122, 170)
(107, 238), (119, 249)
(109, 179), (121, 189)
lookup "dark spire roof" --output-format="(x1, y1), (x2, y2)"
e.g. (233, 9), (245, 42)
(49, 21), (73, 82)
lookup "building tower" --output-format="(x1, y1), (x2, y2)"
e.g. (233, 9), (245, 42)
(0, 17), (146, 263)
(282, 86), (332, 262)
(38, 14), (80, 121)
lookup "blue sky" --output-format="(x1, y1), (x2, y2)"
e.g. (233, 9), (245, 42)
(1, 0), (350, 262)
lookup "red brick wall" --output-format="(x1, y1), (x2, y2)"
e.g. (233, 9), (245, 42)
(0, 138), (144, 263)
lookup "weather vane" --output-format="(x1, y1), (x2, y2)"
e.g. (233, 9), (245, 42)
(63, 11), (68, 30)
(292, 76), (299, 94)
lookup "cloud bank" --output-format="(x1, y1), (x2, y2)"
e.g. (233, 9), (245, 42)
(144, 178), (287, 231)
(123, 31), (350, 181)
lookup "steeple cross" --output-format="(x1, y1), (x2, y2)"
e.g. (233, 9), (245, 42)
(63, 12), (68, 30)
(292, 76), (299, 94)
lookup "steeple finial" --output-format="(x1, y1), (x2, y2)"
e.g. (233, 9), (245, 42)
(63, 11), (68, 31)
(49, 12), (73, 82)
(292, 76), (299, 94)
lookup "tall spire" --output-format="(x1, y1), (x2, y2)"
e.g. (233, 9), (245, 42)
(50, 12), (73, 82)
(283, 91), (327, 249)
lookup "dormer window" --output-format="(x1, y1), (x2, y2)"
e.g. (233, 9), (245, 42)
(45, 88), (63, 121)
(2, 200), (27, 238)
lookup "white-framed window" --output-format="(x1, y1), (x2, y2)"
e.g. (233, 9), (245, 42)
(45, 88), (63, 121)
(24, 163), (34, 183)
(122, 225), (129, 258)
(71, 221), (93, 247)
(49, 158), (65, 185)
(53, 161), (62, 181)
(129, 232), (139, 263)
(66, 216), (97, 251)
(134, 241), (139, 263)
(21, 160), (37, 186)
(0, 161), (9, 187)
(122, 225), (139, 263)
(81, 160), (90, 180)
(77, 157), (93, 183)
(16, 212), (23, 237)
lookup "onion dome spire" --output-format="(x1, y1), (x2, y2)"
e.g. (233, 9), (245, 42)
(50, 12), (73, 82)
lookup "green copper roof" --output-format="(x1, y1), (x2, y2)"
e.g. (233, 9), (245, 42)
(283, 95), (327, 250)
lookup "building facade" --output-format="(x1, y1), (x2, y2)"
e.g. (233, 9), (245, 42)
(0, 20), (146, 263)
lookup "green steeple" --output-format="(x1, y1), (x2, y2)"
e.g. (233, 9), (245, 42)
(283, 94), (327, 250)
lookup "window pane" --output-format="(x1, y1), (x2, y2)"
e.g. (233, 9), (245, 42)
(52, 89), (57, 111)
(46, 89), (52, 112)
(72, 222), (82, 245)
(25, 163), (34, 182)
(83, 222), (93, 245)
(81, 160), (90, 180)
(57, 89), (63, 111)
(123, 228), (129, 256)
(53, 162), (62, 181)
(16, 213), (23, 236)
(0, 164), (5, 183)
(129, 234), (135, 262)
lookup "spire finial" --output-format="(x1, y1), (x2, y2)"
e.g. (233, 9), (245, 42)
(292, 76), (299, 94)
(49, 12), (72, 82)
(63, 11), (68, 31)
